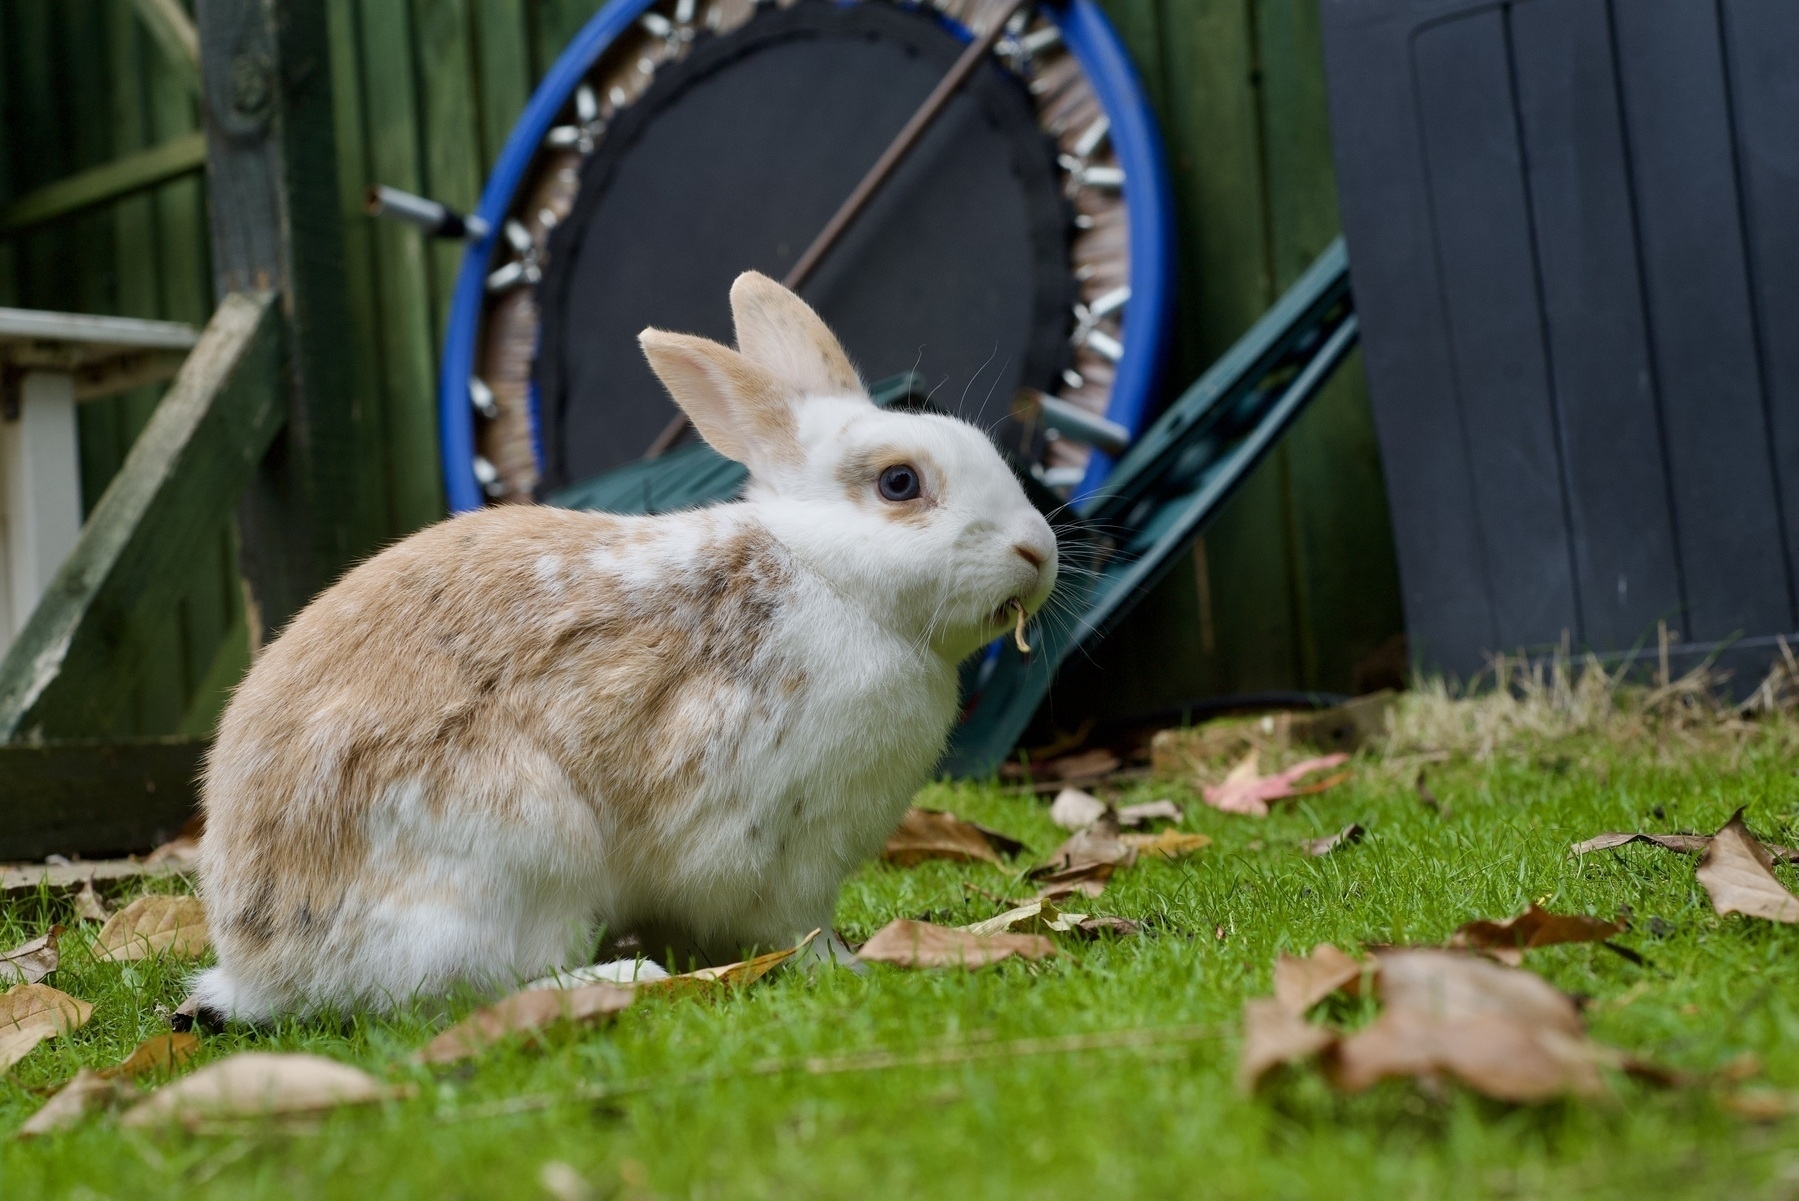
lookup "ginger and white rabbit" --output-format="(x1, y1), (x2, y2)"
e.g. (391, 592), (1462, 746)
(192, 272), (1057, 1020)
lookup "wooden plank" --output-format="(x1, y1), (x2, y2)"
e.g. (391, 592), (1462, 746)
(0, 131), (206, 235)
(415, 0), (487, 341)
(473, 0), (533, 171)
(200, 0), (367, 635)
(358, 0), (446, 535)
(1612, 3), (1794, 640)
(325, 0), (397, 557)
(0, 737), (201, 861)
(0, 291), (284, 741)
(127, 0), (200, 93)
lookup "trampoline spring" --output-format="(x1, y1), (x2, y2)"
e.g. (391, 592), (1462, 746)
(1020, 24), (1063, 58)
(1082, 328), (1124, 363)
(1080, 166), (1125, 190)
(640, 11), (673, 38)
(676, 0), (696, 23)
(469, 376), (499, 420)
(1072, 114), (1110, 159)
(472, 455), (508, 497)
(485, 259), (539, 293)
(576, 83), (600, 126)
(1087, 285), (1130, 320)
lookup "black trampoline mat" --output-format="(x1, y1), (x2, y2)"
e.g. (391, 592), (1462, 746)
(535, 0), (1072, 488)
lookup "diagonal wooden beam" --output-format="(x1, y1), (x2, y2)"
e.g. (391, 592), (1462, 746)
(0, 132), (207, 236)
(0, 291), (285, 742)
(129, 0), (202, 95)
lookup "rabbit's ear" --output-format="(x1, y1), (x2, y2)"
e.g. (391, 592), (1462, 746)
(639, 329), (801, 469)
(729, 271), (863, 399)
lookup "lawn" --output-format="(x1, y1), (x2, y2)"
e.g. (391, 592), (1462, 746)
(4, 686), (1799, 1199)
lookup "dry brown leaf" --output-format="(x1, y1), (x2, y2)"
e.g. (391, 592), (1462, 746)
(1324, 947), (1608, 1101)
(960, 899), (1075, 938)
(858, 919), (1055, 969)
(415, 983), (634, 1064)
(1273, 944), (1365, 1013)
(1202, 751), (1351, 817)
(1117, 799), (1184, 828)
(1449, 904), (1626, 965)
(1238, 997), (1337, 1093)
(642, 931), (818, 995)
(1722, 1088), (1799, 1121)
(1029, 812), (1135, 898)
(15, 1069), (132, 1138)
(1048, 788), (1108, 831)
(122, 1052), (400, 1129)
(881, 808), (1023, 867)
(0, 926), (61, 985)
(1045, 748), (1122, 781)
(1696, 810), (1799, 923)
(1120, 829), (1212, 859)
(72, 879), (111, 923)
(1572, 829), (1799, 862)
(109, 1031), (201, 1079)
(1300, 825), (1365, 858)
(94, 895), (208, 962)
(0, 983), (93, 1072)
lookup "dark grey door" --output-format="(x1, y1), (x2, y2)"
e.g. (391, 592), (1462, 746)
(1321, 0), (1799, 686)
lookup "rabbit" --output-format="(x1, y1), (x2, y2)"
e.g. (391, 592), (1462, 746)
(191, 271), (1059, 1020)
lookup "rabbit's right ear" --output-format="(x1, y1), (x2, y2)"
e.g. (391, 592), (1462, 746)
(639, 329), (800, 470)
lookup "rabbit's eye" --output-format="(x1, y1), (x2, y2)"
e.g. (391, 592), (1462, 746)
(877, 464), (922, 503)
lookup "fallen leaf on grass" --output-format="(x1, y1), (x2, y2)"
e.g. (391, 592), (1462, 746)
(1449, 904), (1626, 965)
(958, 899), (1139, 940)
(16, 1032), (200, 1138)
(641, 931), (819, 995)
(94, 895), (208, 962)
(1331, 949), (1605, 1101)
(416, 983), (635, 1064)
(1120, 829), (1212, 859)
(1696, 810), (1799, 924)
(1051, 792), (1184, 833)
(1300, 825), (1364, 858)
(1416, 772), (1450, 819)
(1571, 829), (1799, 862)
(1273, 944), (1365, 1013)
(71, 880), (111, 923)
(882, 808), (1024, 867)
(1029, 813), (1135, 898)
(110, 1031), (200, 1078)
(0, 926), (61, 985)
(1238, 998), (1337, 1093)
(1203, 751), (1350, 817)
(1044, 748), (1121, 781)
(1118, 800), (1184, 827)
(122, 1052), (402, 1130)
(1722, 1088), (1799, 1121)
(858, 919), (1055, 969)
(0, 983), (93, 1072)
(1049, 788), (1108, 831)
(15, 1070), (128, 1138)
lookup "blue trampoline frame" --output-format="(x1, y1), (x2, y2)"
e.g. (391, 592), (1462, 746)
(437, 0), (1173, 513)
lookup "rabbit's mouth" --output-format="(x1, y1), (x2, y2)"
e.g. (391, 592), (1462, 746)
(994, 598), (1033, 654)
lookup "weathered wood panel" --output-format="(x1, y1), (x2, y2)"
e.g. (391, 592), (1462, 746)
(0, 737), (202, 861)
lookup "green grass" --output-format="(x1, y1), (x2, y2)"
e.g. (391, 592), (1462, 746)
(5, 729), (1799, 1199)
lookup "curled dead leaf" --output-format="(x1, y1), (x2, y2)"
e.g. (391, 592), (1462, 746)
(641, 931), (819, 995)
(0, 983), (94, 1072)
(1272, 944), (1364, 1013)
(94, 895), (208, 962)
(71, 879), (111, 923)
(0, 926), (61, 985)
(416, 983), (635, 1064)
(1696, 810), (1799, 924)
(1119, 829), (1212, 859)
(1118, 800), (1184, 828)
(882, 808), (1024, 867)
(1572, 829), (1799, 862)
(122, 1052), (402, 1129)
(1048, 789), (1108, 831)
(1029, 812), (1134, 899)
(958, 899), (1138, 940)
(1238, 998), (1337, 1093)
(15, 1069), (131, 1138)
(1300, 825), (1365, 858)
(1325, 948), (1608, 1101)
(858, 919), (1055, 969)
(1203, 751), (1351, 817)
(108, 1031), (201, 1079)
(1449, 904), (1626, 965)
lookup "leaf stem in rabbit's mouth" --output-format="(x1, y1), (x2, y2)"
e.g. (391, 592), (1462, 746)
(1007, 598), (1032, 654)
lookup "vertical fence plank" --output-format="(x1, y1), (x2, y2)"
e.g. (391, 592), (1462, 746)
(531, 0), (597, 78)
(473, 0), (533, 172)
(357, 0), (445, 534)
(415, 0), (486, 341)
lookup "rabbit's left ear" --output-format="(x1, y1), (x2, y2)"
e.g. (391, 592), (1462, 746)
(638, 329), (800, 472)
(730, 271), (864, 400)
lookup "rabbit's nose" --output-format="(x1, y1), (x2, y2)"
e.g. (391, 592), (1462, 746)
(1014, 544), (1046, 570)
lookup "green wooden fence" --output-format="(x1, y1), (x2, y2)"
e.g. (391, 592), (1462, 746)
(0, 0), (1403, 741)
